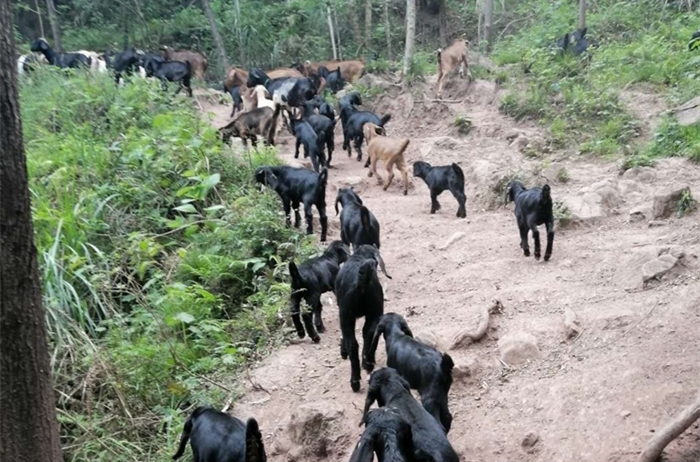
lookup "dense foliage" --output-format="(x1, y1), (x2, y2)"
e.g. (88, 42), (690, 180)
(21, 68), (317, 460)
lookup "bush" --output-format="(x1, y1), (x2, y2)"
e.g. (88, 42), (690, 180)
(20, 67), (316, 461)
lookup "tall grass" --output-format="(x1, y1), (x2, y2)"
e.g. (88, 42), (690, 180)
(20, 68), (317, 461)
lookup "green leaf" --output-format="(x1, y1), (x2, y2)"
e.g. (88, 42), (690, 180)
(204, 205), (225, 212)
(173, 312), (195, 324)
(174, 203), (197, 214)
(202, 173), (221, 190)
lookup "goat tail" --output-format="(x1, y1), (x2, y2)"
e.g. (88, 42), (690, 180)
(172, 410), (195, 460)
(451, 163), (465, 181)
(542, 184), (551, 199)
(288, 260), (300, 281)
(397, 139), (410, 156)
(245, 417), (265, 462)
(360, 206), (371, 228)
(379, 114), (392, 127)
(441, 353), (455, 375)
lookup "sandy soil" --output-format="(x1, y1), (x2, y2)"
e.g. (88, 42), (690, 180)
(196, 75), (700, 462)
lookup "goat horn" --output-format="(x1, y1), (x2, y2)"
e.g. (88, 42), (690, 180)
(335, 197), (341, 216)
(373, 248), (392, 280)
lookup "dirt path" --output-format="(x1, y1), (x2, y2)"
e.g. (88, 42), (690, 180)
(197, 78), (700, 462)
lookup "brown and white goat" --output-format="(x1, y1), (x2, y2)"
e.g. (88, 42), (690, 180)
(218, 104), (282, 148)
(304, 59), (365, 82)
(436, 39), (471, 99)
(363, 123), (410, 195)
(224, 67), (249, 92)
(160, 46), (208, 80)
(266, 67), (304, 79)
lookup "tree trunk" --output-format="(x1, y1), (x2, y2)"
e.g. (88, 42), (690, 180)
(348, 0), (363, 50)
(333, 6), (343, 59)
(402, 0), (416, 83)
(327, 4), (338, 60)
(34, 0), (45, 38)
(578, 0), (586, 30)
(437, 0), (447, 47)
(44, 0), (61, 51)
(0, 1), (63, 461)
(383, 0), (392, 60)
(202, 0), (229, 75)
(233, 0), (245, 65)
(484, 0), (493, 52)
(365, 0), (373, 50)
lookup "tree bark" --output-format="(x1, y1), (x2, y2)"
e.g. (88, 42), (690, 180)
(437, 0), (447, 47)
(44, 0), (61, 51)
(402, 0), (416, 83)
(233, 0), (245, 65)
(202, 0), (229, 75)
(0, 1), (63, 461)
(34, 0), (45, 38)
(333, 6), (343, 59)
(383, 0), (392, 60)
(578, 0), (586, 30)
(348, 0), (363, 50)
(364, 0), (373, 50)
(327, 4), (338, 60)
(638, 389), (700, 462)
(484, 0), (493, 52)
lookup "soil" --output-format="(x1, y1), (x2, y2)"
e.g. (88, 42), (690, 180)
(195, 74), (700, 462)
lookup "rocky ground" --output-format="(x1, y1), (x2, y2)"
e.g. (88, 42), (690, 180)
(196, 73), (700, 462)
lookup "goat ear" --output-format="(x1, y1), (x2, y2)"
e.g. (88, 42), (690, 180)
(400, 319), (414, 338)
(264, 168), (279, 190)
(288, 261), (301, 282)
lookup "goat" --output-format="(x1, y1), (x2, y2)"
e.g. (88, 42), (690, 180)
(557, 27), (595, 56)
(254, 166), (328, 241)
(253, 85), (276, 110)
(17, 53), (47, 76)
(304, 59), (366, 82)
(218, 105), (282, 148)
(344, 110), (392, 162)
(317, 66), (346, 93)
(143, 57), (193, 97)
(247, 68), (315, 108)
(368, 313), (454, 433)
(335, 188), (381, 250)
(363, 368), (459, 462)
(172, 407), (266, 462)
(335, 245), (391, 392)
(76, 50), (107, 72)
(412, 161), (466, 218)
(349, 407), (426, 462)
(160, 45), (208, 80)
(436, 39), (470, 99)
(266, 66), (304, 79)
(318, 101), (335, 121)
(289, 241), (349, 342)
(363, 123), (410, 195)
(108, 47), (142, 84)
(224, 67), (249, 92)
(300, 102), (335, 166)
(689, 30), (700, 51)
(228, 85), (244, 118)
(30, 38), (91, 69)
(505, 181), (555, 261)
(288, 113), (326, 172)
(339, 92), (363, 152)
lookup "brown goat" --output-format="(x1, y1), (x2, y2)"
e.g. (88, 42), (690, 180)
(218, 104), (282, 148)
(304, 59), (365, 82)
(363, 123), (410, 195)
(160, 46), (208, 81)
(224, 67), (249, 91)
(266, 67), (304, 79)
(436, 39), (470, 99)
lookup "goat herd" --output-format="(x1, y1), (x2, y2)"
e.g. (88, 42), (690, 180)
(18, 36), (555, 462)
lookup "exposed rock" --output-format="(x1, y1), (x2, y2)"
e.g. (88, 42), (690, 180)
(342, 176), (365, 187)
(652, 186), (691, 219)
(452, 357), (477, 381)
(642, 255), (678, 283)
(510, 135), (529, 153)
(357, 73), (393, 92)
(434, 136), (460, 149)
(618, 179), (643, 196)
(620, 410), (632, 419)
(614, 246), (662, 290)
(672, 96), (700, 126)
(563, 179), (622, 220)
(498, 332), (540, 365)
(622, 166), (657, 183)
(504, 129), (522, 141)
(563, 308), (582, 340)
(286, 401), (348, 459)
(522, 432), (540, 448)
(660, 245), (686, 259)
(414, 329), (440, 349)
(439, 232), (467, 251)
(629, 206), (647, 222)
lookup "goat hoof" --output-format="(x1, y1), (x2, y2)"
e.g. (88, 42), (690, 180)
(362, 361), (375, 372)
(311, 335), (321, 344)
(404, 191), (408, 196)
(351, 380), (361, 393)
(534, 253), (541, 261)
(316, 325), (326, 334)
(524, 250), (531, 257)
(296, 330), (306, 339)
(544, 254), (552, 261)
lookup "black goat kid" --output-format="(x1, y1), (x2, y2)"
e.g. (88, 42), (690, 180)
(368, 313), (454, 433)
(143, 57), (193, 96)
(289, 241), (349, 343)
(255, 166), (328, 241)
(335, 188), (381, 250)
(349, 407), (427, 462)
(412, 161), (466, 218)
(288, 114), (327, 173)
(172, 407), (266, 462)
(363, 368), (459, 462)
(505, 181), (554, 261)
(335, 245), (391, 392)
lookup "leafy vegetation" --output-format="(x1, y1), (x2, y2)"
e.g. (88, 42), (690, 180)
(493, 0), (700, 162)
(21, 68), (316, 461)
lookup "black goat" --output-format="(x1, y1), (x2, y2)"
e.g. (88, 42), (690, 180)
(505, 180), (554, 261)
(247, 68), (314, 108)
(345, 110), (392, 162)
(412, 161), (466, 218)
(339, 92), (363, 151)
(289, 241), (350, 343)
(30, 38), (91, 69)
(288, 114), (326, 172)
(557, 27), (594, 56)
(143, 56), (193, 97)
(350, 407), (427, 462)
(172, 407), (266, 462)
(228, 85), (244, 118)
(368, 313), (454, 433)
(255, 166), (328, 241)
(300, 102), (335, 166)
(335, 245), (391, 392)
(319, 102), (336, 121)
(318, 66), (346, 93)
(689, 30), (700, 51)
(335, 188), (381, 250)
(108, 47), (142, 84)
(363, 368), (459, 462)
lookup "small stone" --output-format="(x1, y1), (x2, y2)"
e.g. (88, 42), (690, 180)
(510, 135), (529, 152)
(414, 330), (439, 349)
(642, 255), (678, 283)
(620, 410), (632, 419)
(563, 308), (582, 340)
(438, 232), (467, 251)
(652, 186), (691, 219)
(629, 207), (646, 222)
(498, 332), (540, 365)
(522, 432), (540, 448)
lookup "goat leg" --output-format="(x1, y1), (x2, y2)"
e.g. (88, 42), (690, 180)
(544, 221), (554, 261)
(361, 318), (379, 373)
(349, 338), (361, 392)
(519, 223), (530, 256)
(452, 188), (467, 218)
(304, 203), (314, 235)
(294, 138), (301, 159)
(312, 296), (325, 334)
(290, 298), (307, 339)
(301, 306), (320, 343)
(531, 226), (542, 260)
(383, 166), (394, 191)
(319, 213), (328, 243)
(430, 191), (441, 214)
(282, 198), (293, 227)
(354, 136), (364, 162)
(326, 134), (334, 167)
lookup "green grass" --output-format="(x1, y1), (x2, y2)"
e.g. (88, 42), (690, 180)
(20, 67), (318, 461)
(493, 0), (700, 163)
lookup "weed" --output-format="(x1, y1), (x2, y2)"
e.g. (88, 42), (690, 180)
(553, 199), (571, 221)
(453, 115), (472, 135)
(556, 167), (570, 183)
(676, 189), (696, 218)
